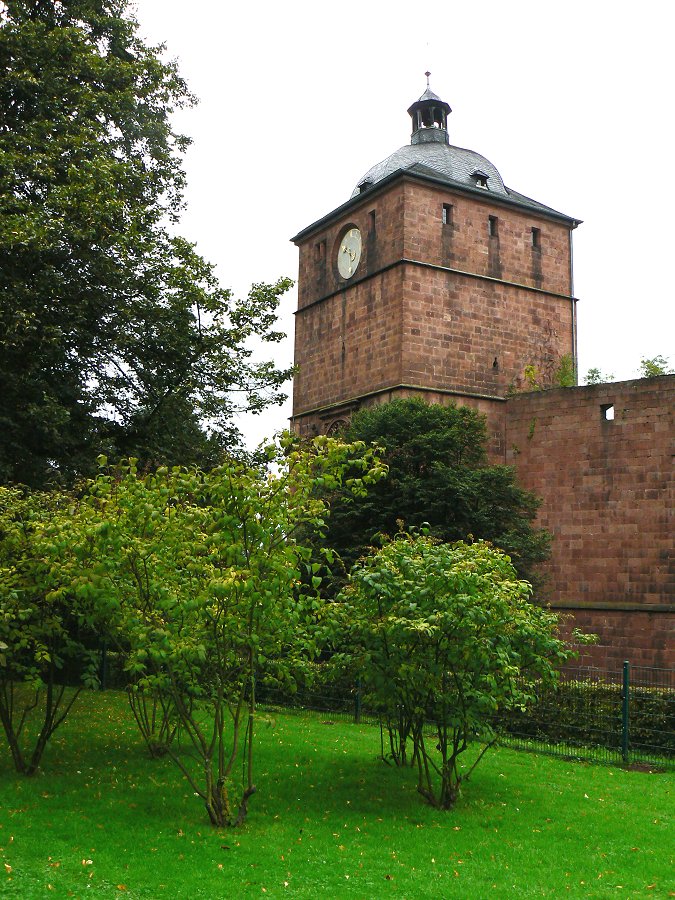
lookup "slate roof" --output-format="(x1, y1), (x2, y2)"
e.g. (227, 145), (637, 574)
(350, 140), (577, 222)
(417, 87), (443, 103)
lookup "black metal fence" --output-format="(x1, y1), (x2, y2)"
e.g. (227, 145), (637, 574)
(494, 662), (674, 768)
(258, 662), (674, 770)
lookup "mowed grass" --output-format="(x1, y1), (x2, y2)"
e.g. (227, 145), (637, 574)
(0, 691), (672, 899)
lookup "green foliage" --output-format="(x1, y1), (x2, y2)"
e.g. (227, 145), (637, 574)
(332, 533), (572, 809)
(0, 0), (293, 487)
(553, 353), (576, 387)
(584, 367), (614, 385)
(638, 355), (673, 378)
(0, 485), (110, 774)
(58, 436), (385, 826)
(523, 364), (542, 391)
(585, 357), (674, 384)
(516, 354), (577, 392)
(323, 399), (550, 588)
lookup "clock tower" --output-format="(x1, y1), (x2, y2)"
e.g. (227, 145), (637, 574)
(290, 79), (580, 456)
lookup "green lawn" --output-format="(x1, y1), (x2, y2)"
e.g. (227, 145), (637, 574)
(0, 691), (672, 898)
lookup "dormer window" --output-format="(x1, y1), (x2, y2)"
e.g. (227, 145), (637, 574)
(358, 179), (373, 194)
(471, 169), (489, 189)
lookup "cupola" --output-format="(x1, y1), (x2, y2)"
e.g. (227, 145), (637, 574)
(406, 72), (452, 145)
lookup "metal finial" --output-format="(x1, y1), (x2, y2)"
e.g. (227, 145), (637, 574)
(425, 71), (431, 87)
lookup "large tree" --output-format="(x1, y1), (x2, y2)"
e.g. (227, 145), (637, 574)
(0, 0), (292, 487)
(0, 437), (385, 824)
(323, 399), (551, 587)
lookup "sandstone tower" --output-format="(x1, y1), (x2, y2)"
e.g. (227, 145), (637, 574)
(291, 78), (581, 455)
(290, 79), (674, 669)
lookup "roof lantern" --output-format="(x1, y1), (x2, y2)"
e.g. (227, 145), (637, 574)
(406, 72), (452, 145)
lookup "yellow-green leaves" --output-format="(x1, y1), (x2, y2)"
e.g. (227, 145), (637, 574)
(333, 532), (573, 810)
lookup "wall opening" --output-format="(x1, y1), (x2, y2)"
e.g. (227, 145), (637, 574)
(442, 203), (453, 225)
(601, 403), (615, 421)
(488, 215), (499, 238)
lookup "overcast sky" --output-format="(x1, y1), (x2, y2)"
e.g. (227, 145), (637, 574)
(132, 0), (673, 447)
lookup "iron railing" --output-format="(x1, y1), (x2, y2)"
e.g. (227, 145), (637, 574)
(258, 662), (674, 770)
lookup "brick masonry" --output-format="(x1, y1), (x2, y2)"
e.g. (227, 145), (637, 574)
(293, 175), (575, 434)
(292, 171), (674, 669)
(506, 378), (674, 669)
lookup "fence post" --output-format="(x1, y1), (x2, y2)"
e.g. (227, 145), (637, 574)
(99, 640), (108, 691)
(621, 660), (630, 764)
(354, 678), (362, 724)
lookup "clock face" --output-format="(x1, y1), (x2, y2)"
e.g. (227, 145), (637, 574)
(337, 227), (362, 279)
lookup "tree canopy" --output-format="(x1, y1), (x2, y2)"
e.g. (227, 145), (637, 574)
(0, 0), (292, 487)
(332, 532), (573, 809)
(638, 355), (673, 378)
(0, 435), (386, 826)
(0, 483), (108, 774)
(323, 399), (551, 587)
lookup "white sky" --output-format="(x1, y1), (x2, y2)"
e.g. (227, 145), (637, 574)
(132, 0), (674, 448)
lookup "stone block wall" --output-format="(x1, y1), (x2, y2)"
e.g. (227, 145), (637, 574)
(506, 377), (675, 668)
(292, 266), (405, 424)
(401, 265), (574, 399)
(401, 181), (572, 295)
(292, 174), (673, 669)
(296, 184), (406, 311)
(293, 174), (577, 431)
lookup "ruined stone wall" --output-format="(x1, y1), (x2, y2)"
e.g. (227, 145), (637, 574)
(506, 377), (675, 668)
